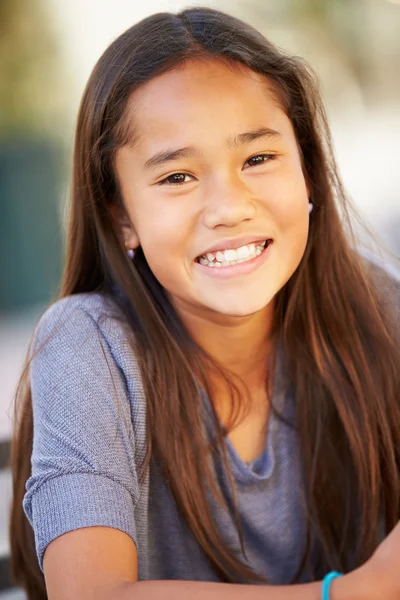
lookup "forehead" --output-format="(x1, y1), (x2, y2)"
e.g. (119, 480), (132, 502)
(123, 58), (294, 151)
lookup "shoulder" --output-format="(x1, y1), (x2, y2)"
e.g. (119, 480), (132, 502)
(30, 292), (145, 408)
(28, 292), (147, 461)
(33, 292), (129, 342)
(31, 292), (136, 362)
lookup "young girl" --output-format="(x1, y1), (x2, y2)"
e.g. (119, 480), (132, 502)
(9, 7), (400, 600)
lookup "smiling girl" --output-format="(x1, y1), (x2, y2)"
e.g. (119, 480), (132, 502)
(10, 7), (400, 600)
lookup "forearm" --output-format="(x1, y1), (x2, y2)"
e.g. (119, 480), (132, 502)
(111, 565), (373, 600)
(113, 579), (321, 600)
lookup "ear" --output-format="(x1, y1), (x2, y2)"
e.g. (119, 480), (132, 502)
(109, 204), (140, 250)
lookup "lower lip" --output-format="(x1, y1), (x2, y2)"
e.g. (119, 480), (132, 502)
(194, 242), (273, 279)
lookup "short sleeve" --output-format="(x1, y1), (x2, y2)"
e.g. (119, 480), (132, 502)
(22, 295), (140, 572)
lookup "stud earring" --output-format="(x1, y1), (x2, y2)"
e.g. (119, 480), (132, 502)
(308, 202), (313, 214)
(124, 241), (135, 259)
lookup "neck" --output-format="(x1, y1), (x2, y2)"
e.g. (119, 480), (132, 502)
(175, 302), (275, 393)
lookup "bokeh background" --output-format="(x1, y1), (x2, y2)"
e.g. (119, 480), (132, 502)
(0, 0), (399, 596)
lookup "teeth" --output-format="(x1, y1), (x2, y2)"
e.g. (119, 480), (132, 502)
(224, 249), (237, 262)
(236, 245), (250, 259)
(198, 240), (269, 268)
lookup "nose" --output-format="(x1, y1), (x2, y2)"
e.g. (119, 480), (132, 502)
(201, 174), (257, 229)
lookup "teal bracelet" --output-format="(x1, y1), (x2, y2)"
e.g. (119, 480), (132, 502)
(322, 571), (342, 600)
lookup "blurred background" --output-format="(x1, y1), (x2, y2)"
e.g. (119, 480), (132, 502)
(0, 0), (399, 596)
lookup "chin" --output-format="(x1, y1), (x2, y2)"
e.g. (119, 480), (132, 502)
(208, 296), (274, 319)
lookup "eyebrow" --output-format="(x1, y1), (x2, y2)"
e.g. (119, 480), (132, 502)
(143, 127), (281, 171)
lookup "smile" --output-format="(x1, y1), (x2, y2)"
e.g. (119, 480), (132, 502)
(195, 239), (273, 278)
(196, 240), (271, 267)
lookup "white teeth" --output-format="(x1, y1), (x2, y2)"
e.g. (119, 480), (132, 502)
(224, 249), (237, 262)
(198, 240), (269, 268)
(236, 245), (250, 259)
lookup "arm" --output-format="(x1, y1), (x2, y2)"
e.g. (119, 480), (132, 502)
(42, 524), (374, 600)
(113, 572), (369, 600)
(116, 579), (326, 600)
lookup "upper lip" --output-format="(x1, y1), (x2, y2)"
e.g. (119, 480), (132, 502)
(197, 235), (272, 257)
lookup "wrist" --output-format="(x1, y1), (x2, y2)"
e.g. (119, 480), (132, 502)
(331, 564), (376, 600)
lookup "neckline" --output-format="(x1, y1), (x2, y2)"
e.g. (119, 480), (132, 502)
(224, 411), (278, 482)
(201, 343), (290, 483)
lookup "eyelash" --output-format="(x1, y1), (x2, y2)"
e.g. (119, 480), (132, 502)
(158, 154), (277, 186)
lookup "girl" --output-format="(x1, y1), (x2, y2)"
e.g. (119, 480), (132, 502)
(9, 7), (400, 600)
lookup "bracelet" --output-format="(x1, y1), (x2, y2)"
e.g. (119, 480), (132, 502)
(322, 571), (342, 600)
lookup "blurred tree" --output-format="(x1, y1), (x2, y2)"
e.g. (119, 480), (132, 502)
(0, 0), (67, 312)
(0, 0), (68, 137)
(288, 0), (400, 102)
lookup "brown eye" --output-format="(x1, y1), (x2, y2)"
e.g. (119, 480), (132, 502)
(244, 154), (275, 168)
(159, 173), (193, 186)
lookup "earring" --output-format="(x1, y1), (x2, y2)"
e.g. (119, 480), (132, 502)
(124, 241), (135, 259)
(308, 201), (313, 214)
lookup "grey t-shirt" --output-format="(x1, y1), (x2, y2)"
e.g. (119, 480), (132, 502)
(22, 257), (399, 583)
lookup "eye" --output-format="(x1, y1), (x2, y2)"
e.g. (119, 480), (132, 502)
(157, 154), (276, 186)
(244, 154), (276, 168)
(158, 173), (194, 186)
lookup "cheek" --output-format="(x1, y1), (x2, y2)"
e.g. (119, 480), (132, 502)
(275, 195), (308, 233)
(263, 173), (310, 260)
(127, 194), (193, 286)
(129, 190), (188, 250)
(277, 200), (309, 259)
(262, 170), (308, 228)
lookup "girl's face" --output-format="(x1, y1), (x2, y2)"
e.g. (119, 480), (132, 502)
(115, 58), (310, 322)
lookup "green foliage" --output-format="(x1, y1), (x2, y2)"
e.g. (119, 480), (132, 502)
(0, 0), (63, 137)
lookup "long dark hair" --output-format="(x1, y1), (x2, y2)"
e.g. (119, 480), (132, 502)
(10, 7), (400, 598)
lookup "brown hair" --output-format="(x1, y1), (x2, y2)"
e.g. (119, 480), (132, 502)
(9, 7), (400, 598)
